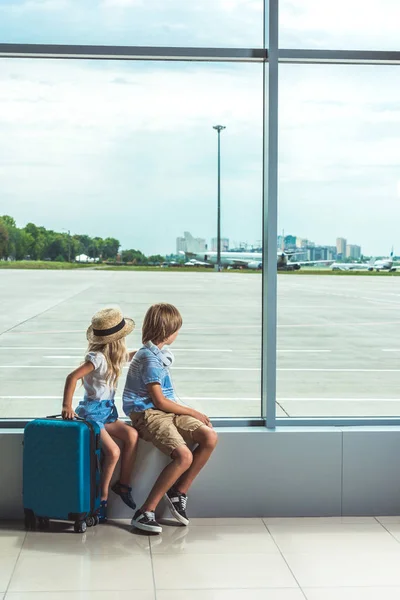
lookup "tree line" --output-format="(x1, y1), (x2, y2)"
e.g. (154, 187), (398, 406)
(0, 216), (165, 265)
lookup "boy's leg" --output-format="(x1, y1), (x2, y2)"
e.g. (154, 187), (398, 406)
(141, 445), (193, 512)
(105, 420), (138, 486)
(99, 429), (121, 500)
(175, 425), (218, 495)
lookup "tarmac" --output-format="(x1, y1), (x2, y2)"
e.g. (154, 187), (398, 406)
(1, 269), (400, 419)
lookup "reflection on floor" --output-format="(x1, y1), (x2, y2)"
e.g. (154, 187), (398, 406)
(2, 516), (400, 598)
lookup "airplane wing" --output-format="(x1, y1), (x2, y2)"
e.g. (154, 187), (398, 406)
(291, 259), (335, 266)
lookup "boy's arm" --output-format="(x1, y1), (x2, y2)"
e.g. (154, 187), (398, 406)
(62, 362), (94, 420)
(147, 383), (212, 427)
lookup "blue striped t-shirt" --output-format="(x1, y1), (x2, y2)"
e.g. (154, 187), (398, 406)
(123, 344), (176, 415)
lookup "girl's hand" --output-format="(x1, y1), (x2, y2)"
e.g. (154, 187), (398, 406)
(62, 406), (78, 420)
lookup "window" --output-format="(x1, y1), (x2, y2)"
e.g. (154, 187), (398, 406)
(280, 0), (400, 51)
(277, 63), (400, 418)
(0, 58), (263, 420)
(0, 0), (263, 48)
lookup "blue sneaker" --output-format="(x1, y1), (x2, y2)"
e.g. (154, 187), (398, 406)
(99, 500), (108, 523)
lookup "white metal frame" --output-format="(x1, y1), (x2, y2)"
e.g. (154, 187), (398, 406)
(2, 1), (400, 428)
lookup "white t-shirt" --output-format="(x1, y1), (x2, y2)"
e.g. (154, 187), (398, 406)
(83, 351), (115, 401)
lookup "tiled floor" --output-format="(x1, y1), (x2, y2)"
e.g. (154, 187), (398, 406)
(2, 516), (400, 599)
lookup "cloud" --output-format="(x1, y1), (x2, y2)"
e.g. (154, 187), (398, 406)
(0, 59), (262, 254)
(0, 0), (68, 13)
(280, 0), (400, 49)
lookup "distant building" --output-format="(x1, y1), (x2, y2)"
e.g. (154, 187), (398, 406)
(336, 237), (347, 259)
(176, 231), (206, 255)
(284, 235), (297, 249)
(346, 244), (361, 260)
(211, 237), (229, 252)
(75, 254), (99, 263)
(277, 235), (284, 250)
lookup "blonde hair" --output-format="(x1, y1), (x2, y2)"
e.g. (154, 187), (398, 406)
(142, 303), (182, 345)
(86, 337), (128, 387)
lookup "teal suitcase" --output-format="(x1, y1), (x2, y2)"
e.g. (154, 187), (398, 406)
(23, 416), (102, 533)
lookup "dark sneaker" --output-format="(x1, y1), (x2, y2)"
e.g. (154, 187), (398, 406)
(111, 480), (136, 510)
(131, 509), (162, 534)
(165, 487), (189, 526)
(99, 500), (108, 524)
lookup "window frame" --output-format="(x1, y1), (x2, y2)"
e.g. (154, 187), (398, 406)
(2, 0), (400, 429)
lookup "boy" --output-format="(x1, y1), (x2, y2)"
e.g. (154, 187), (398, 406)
(123, 303), (218, 533)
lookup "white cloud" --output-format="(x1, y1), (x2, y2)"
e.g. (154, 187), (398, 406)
(100, 0), (142, 7)
(280, 0), (400, 49)
(0, 59), (262, 253)
(0, 0), (68, 13)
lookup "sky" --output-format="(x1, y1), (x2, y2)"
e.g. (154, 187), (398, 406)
(1, 1), (400, 255)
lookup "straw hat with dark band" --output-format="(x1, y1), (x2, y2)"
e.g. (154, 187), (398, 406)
(87, 307), (135, 344)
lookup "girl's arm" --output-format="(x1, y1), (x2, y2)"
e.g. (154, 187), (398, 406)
(147, 383), (212, 427)
(128, 351), (137, 361)
(62, 362), (95, 420)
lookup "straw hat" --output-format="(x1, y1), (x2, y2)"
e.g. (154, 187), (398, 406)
(87, 307), (135, 344)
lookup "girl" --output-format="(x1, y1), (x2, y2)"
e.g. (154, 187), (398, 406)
(62, 307), (138, 523)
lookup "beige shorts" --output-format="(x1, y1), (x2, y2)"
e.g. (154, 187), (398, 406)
(130, 409), (204, 456)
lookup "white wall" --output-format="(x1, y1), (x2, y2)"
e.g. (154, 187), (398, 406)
(1, 427), (400, 520)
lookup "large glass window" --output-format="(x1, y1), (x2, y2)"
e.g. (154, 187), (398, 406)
(277, 63), (400, 418)
(0, 58), (263, 420)
(280, 0), (400, 50)
(0, 0), (263, 47)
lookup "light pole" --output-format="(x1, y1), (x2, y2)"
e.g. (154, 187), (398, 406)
(213, 125), (226, 271)
(62, 228), (71, 262)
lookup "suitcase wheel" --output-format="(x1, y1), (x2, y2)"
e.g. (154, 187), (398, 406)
(86, 516), (95, 528)
(93, 515), (100, 526)
(38, 517), (50, 530)
(74, 520), (87, 534)
(24, 509), (36, 531)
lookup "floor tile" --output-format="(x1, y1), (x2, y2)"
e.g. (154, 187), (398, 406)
(188, 518), (265, 527)
(5, 594), (155, 600)
(381, 523), (400, 542)
(153, 553), (297, 590)
(285, 552), (400, 587)
(0, 527), (26, 558)
(8, 554), (153, 592)
(267, 523), (400, 554)
(151, 524), (279, 555)
(263, 517), (376, 526)
(376, 516), (400, 524)
(0, 557), (19, 594)
(157, 590), (305, 600)
(304, 588), (400, 600)
(22, 524), (150, 556)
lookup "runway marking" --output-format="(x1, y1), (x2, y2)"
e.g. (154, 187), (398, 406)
(8, 330), (85, 335)
(0, 366), (261, 371)
(278, 320), (400, 329)
(279, 397), (400, 402)
(277, 350), (331, 353)
(278, 368), (400, 373)
(42, 349), (233, 358)
(2, 366), (400, 373)
(0, 395), (260, 402)
(2, 395), (400, 402)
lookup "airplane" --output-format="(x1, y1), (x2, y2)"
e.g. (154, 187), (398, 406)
(331, 251), (396, 272)
(180, 250), (333, 271)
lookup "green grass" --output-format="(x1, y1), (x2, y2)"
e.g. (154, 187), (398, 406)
(278, 269), (400, 276)
(1, 262), (399, 276)
(0, 261), (96, 270)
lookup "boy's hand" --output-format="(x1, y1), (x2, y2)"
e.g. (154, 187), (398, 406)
(191, 410), (212, 428)
(62, 406), (77, 420)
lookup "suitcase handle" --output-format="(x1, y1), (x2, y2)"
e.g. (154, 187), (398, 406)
(46, 414), (85, 421)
